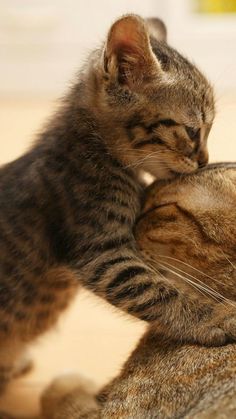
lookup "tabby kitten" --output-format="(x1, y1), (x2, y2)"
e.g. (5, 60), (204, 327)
(0, 13), (230, 394)
(39, 163), (236, 419)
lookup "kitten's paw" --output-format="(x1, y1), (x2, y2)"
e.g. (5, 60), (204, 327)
(193, 306), (236, 346)
(193, 325), (226, 346)
(222, 313), (236, 339)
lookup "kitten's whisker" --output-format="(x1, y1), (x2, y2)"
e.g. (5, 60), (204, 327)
(122, 148), (163, 153)
(114, 146), (164, 154)
(124, 155), (168, 169)
(112, 147), (174, 170)
(130, 150), (165, 158)
(124, 156), (167, 162)
(125, 159), (167, 167)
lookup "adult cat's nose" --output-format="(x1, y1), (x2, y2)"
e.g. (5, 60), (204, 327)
(198, 148), (209, 167)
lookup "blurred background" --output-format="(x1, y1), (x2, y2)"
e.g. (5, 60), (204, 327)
(1, 0), (236, 97)
(0, 0), (236, 416)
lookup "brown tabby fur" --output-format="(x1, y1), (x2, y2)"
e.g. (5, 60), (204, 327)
(0, 13), (233, 399)
(37, 163), (236, 419)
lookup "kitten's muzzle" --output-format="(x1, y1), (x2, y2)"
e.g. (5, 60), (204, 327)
(197, 148), (209, 167)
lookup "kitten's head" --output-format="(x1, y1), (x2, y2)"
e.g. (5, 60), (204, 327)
(91, 15), (215, 178)
(135, 164), (236, 301)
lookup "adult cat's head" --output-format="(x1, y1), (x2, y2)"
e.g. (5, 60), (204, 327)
(136, 163), (236, 301)
(84, 14), (215, 178)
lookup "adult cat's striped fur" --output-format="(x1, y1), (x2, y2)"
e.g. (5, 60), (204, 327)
(0, 14), (233, 395)
(36, 163), (236, 419)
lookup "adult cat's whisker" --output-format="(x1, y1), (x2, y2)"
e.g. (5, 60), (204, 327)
(221, 251), (236, 270)
(157, 262), (219, 302)
(159, 265), (227, 305)
(157, 254), (226, 287)
(159, 260), (235, 305)
(157, 261), (234, 307)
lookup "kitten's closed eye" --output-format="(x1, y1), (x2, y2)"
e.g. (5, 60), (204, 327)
(185, 126), (200, 141)
(159, 119), (178, 127)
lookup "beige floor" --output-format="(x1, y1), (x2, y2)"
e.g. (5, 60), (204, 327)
(0, 94), (236, 416)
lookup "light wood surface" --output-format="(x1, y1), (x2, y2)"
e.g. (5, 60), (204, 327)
(0, 95), (236, 416)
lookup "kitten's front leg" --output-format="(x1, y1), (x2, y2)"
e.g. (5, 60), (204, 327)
(159, 295), (236, 346)
(78, 248), (236, 346)
(78, 247), (178, 323)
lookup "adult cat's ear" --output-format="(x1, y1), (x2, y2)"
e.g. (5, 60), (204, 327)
(104, 14), (160, 87)
(146, 17), (167, 43)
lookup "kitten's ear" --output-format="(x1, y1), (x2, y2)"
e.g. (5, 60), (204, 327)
(104, 14), (159, 87)
(146, 18), (167, 43)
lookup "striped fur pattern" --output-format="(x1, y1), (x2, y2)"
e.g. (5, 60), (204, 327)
(37, 164), (236, 419)
(0, 14), (225, 394)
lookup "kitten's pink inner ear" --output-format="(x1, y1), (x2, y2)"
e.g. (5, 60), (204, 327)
(107, 17), (146, 57)
(106, 15), (157, 82)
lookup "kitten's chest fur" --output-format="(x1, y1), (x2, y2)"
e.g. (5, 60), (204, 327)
(44, 149), (141, 266)
(0, 112), (142, 268)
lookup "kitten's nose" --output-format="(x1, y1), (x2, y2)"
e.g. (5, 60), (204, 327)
(198, 148), (209, 167)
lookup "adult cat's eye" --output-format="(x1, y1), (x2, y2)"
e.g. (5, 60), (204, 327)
(185, 126), (200, 141)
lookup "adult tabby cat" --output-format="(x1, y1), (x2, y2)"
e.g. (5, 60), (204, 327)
(0, 13), (232, 394)
(37, 163), (236, 419)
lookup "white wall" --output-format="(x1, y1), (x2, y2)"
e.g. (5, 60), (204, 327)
(1, 0), (236, 97)
(153, 0), (236, 93)
(0, 0), (153, 97)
